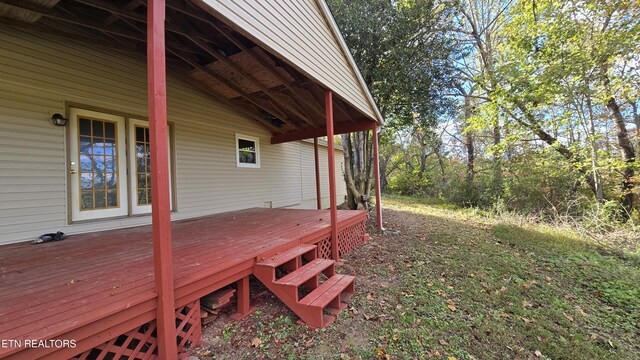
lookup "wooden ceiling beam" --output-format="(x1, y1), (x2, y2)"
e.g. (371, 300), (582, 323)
(171, 26), (315, 127)
(271, 119), (376, 144)
(73, 0), (146, 21)
(167, 45), (299, 128)
(184, 77), (286, 134)
(71, 0), (315, 128)
(0, 0), (286, 134)
(0, 0), (147, 42)
(0, 16), (129, 49)
(295, 83), (352, 124)
(167, 1), (328, 122)
(103, 0), (141, 25)
(88, 7), (292, 132)
(302, 80), (357, 123)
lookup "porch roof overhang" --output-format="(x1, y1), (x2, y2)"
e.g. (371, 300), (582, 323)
(0, 0), (383, 143)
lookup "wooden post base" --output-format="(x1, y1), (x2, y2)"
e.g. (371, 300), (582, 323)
(230, 276), (254, 320)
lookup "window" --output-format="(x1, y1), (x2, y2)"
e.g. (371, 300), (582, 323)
(134, 125), (152, 206)
(128, 118), (173, 215)
(78, 117), (119, 210)
(236, 134), (260, 168)
(69, 108), (172, 221)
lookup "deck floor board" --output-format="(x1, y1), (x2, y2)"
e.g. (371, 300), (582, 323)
(0, 208), (366, 358)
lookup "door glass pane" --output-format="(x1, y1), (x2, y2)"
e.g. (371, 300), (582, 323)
(95, 190), (106, 208)
(107, 190), (118, 207)
(105, 138), (116, 156)
(79, 136), (91, 154)
(80, 173), (92, 190)
(92, 120), (103, 137)
(138, 189), (148, 205)
(78, 117), (119, 211)
(93, 155), (105, 172)
(80, 120), (91, 136)
(93, 173), (105, 189)
(105, 156), (115, 172)
(104, 122), (115, 139)
(106, 173), (117, 189)
(81, 191), (94, 210)
(135, 126), (152, 206)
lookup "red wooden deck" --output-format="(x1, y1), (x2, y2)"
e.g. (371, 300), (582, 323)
(0, 208), (367, 359)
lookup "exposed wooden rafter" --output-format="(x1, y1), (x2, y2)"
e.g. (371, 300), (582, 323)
(166, 1), (330, 122)
(71, 0), (315, 129)
(168, 45), (295, 127)
(0, 0), (368, 139)
(271, 119), (375, 144)
(180, 75), (286, 134)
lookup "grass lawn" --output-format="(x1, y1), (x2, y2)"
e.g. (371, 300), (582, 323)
(195, 195), (640, 359)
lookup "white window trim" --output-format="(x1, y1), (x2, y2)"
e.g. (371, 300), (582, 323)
(128, 118), (173, 215)
(235, 133), (260, 168)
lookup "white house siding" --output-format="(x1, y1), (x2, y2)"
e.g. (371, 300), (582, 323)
(287, 141), (347, 210)
(199, 0), (379, 121)
(0, 28), (346, 245)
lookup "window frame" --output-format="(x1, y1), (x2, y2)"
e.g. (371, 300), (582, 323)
(235, 133), (261, 168)
(127, 118), (173, 215)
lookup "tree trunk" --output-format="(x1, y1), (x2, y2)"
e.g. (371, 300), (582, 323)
(586, 97), (604, 204)
(492, 116), (502, 195)
(435, 144), (446, 184)
(340, 132), (372, 210)
(464, 95), (475, 184)
(631, 101), (640, 149)
(510, 99), (599, 196)
(606, 97), (636, 209)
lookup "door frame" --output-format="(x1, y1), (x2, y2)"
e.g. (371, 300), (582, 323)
(68, 107), (129, 221)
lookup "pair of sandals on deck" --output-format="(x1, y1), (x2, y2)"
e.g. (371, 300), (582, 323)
(32, 231), (66, 244)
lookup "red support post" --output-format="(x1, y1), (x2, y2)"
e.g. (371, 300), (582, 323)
(314, 137), (322, 210)
(372, 125), (383, 230)
(325, 91), (339, 261)
(147, 1), (177, 358)
(230, 276), (253, 320)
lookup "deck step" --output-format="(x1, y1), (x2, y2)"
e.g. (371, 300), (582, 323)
(253, 244), (354, 329)
(276, 259), (335, 287)
(300, 274), (355, 308)
(258, 244), (317, 267)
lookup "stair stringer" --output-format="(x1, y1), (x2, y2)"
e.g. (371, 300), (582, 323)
(253, 245), (354, 328)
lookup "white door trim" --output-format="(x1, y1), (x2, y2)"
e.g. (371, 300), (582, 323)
(69, 108), (128, 221)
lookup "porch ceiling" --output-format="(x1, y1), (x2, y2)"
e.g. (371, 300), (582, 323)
(0, 0), (376, 141)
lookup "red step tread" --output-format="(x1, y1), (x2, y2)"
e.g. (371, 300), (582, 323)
(299, 274), (355, 307)
(275, 259), (335, 286)
(257, 244), (317, 267)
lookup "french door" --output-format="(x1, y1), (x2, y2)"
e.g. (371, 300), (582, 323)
(69, 108), (128, 221)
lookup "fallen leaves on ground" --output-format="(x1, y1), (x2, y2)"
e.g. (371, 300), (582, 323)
(563, 312), (574, 322)
(250, 337), (262, 347)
